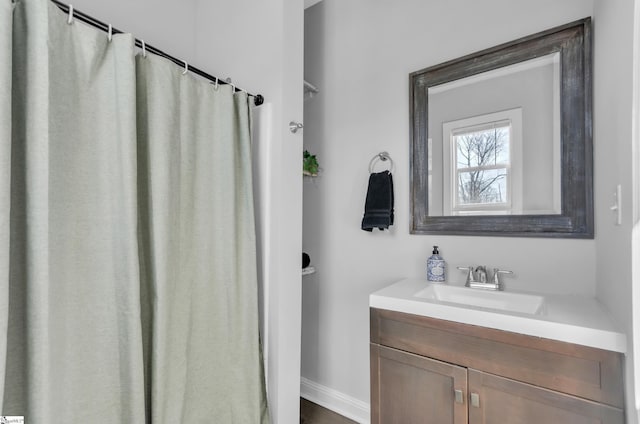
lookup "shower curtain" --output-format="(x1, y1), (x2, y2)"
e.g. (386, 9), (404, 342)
(0, 0), (269, 423)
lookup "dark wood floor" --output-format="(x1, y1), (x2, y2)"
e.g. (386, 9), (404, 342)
(300, 398), (357, 424)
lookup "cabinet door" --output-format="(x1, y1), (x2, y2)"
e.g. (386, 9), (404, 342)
(371, 344), (468, 424)
(468, 370), (624, 424)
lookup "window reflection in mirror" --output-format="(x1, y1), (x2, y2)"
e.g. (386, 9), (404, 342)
(427, 53), (561, 217)
(440, 110), (522, 216)
(454, 121), (511, 211)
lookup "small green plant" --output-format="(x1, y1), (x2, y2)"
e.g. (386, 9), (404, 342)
(303, 150), (319, 176)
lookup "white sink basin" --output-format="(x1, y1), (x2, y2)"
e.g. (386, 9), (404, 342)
(414, 284), (546, 315)
(369, 279), (626, 352)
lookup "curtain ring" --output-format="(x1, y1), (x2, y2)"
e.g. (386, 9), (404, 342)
(212, 77), (219, 90)
(67, 4), (74, 24)
(230, 82), (236, 94)
(182, 60), (188, 75)
(107, 24), (113, 42)
(141, 40), (147, 57)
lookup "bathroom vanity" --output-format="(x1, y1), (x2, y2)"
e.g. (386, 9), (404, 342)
(370, 279), (626, 423)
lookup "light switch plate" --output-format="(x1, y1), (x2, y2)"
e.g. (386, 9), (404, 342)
(611, 184), (622, 226)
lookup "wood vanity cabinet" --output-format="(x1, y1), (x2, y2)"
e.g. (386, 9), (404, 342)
(370, 308), (625, 424)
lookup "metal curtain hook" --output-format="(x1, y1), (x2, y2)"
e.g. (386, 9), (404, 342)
(182, 61), (188, 75)
(107, 24), (113, 42)
(141, 40), (147, 57)
(212, 77), (219, 90)
(67, 4), (74, 24)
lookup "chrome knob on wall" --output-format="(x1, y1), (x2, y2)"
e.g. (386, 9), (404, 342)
(289, 121), (303, 133)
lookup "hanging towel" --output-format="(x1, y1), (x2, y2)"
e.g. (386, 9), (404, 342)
(361, 171), (394, 231)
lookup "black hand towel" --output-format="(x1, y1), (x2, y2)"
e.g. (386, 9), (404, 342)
(361, 171), (394, 231)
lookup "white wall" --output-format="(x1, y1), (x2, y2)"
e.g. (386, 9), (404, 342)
(303, 1), (599, 421)
(634, 0), (640, 419)
(593, 0), (638, 422)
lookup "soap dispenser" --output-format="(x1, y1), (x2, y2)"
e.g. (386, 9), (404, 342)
(427, 245), (445, 282)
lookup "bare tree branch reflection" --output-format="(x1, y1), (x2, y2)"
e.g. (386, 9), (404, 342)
(456, 127), (509, 204)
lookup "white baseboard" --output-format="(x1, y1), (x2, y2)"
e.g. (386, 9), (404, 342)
(300, 377), (370, 424)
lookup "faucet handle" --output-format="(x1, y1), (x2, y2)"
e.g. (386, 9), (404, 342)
(457, 266), (475, 286)
(491, 269), (513, 287)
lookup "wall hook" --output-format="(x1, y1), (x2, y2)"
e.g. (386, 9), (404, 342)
(289, 121), (304, 134)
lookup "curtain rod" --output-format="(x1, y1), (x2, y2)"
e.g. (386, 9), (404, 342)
(50, 0), (265, 106)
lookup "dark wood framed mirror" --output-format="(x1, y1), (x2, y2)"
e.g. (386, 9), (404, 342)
(410, 18), (592, 238)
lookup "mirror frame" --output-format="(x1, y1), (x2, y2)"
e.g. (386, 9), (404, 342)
(410, 18), (593, 238)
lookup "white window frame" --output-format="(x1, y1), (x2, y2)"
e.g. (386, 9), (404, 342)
(442, 108), (523, 215)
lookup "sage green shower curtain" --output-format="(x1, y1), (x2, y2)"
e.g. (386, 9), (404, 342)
(1, 0), (268, 423)
(0, 0), (12, 408)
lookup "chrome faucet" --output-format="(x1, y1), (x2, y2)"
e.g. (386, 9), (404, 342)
(475, 266), (488, 284)
(457, 266), (512, 291)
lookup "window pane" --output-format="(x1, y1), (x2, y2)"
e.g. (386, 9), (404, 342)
(455, 125), (510, 169)
(457, 168), (508, 205)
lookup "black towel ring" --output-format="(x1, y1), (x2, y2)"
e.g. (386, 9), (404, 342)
(369, 151), (394, 174)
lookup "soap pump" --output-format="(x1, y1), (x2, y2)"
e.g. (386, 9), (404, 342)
(427, 245), (445, 282)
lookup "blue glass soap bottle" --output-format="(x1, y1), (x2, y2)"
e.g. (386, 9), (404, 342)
(427, 245), (445, 282)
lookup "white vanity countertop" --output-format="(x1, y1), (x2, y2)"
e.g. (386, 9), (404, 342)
(370, 278), (627, 353)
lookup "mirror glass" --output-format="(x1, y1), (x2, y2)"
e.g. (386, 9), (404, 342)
(427, 53), (561, 216)
(410, 18), (593, 238)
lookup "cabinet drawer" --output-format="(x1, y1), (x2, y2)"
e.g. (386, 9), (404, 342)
(371, 308), (624, 408)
